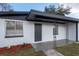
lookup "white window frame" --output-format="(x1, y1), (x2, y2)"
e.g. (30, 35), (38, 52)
(5, 21), (23, 38)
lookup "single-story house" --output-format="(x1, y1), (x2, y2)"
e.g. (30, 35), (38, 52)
(0, 9), (79, 48)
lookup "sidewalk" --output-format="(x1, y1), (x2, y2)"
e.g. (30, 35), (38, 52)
(43, 49), (63, 56)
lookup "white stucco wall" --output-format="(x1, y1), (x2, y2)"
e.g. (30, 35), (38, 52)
(68, 23), (76, 41)
(0, 18), (67, 47)
(42, 23), (66, 42)
(0, 18), (34, 47)
(56, 24), (66, 40)
(78, 23), (79, 41)
(42, 23), (54, 42)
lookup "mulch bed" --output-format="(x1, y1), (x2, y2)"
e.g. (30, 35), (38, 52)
(0, 44), (32, 54)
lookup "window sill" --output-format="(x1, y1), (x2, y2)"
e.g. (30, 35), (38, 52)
(5, 35), (24, 38)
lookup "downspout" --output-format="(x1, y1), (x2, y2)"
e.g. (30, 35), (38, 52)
(76, 22), (78, 42)
(66, 23), (69, 43)
(53, 23), (58, 48)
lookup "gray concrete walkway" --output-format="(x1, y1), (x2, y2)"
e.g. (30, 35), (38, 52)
(43, 49), (63, 56)
(32, 40), (74, 51)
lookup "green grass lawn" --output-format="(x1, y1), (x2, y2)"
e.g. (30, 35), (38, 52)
(0, 48), (46, 56)
(56, 43), (79, 56)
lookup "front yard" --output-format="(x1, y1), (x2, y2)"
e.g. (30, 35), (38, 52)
(56, 43), (79, 56)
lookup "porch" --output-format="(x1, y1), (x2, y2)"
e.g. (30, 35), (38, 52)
(27, 10), (78, 51)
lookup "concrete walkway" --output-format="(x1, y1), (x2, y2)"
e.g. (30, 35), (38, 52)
(43, 49), (63, 56)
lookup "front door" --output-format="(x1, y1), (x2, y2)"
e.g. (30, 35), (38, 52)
(35, 23), (42, 42)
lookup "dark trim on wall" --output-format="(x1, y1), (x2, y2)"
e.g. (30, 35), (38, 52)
(27, 19), (66, 24)
(5, 35), (24, 38)
(76, 22), (78, 42)
(35, 15), (78, 23)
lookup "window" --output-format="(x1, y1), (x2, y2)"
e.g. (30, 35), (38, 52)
(5, 21), (23, 38)
(53, 24), (58, 35)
